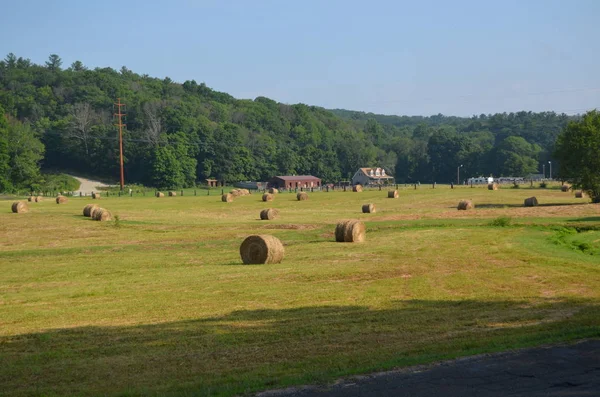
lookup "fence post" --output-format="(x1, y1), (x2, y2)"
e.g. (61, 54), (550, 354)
(181, 190), (183, 196)
(194, 189), (197, 196)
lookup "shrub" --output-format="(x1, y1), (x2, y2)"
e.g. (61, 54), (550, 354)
(489, 216), (512, 227)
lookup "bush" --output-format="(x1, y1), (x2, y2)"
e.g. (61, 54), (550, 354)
(489, 216), (512, 227)
(539, 182), (547, 188)
(38, 173), (80, 192)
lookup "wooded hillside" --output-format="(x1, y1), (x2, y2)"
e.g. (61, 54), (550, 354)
(0, 53), (574, 190)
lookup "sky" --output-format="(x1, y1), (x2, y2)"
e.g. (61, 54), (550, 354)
(1, 0), (599, 117)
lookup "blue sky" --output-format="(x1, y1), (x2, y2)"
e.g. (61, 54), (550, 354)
(1, 0), (598, 116)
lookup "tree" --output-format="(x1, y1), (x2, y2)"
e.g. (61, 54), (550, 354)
(151, 146), (184, 189)
(427, 129), (473, 182)
(554, 111), (600, 202)
(494, 136), (540, 177)
(68, 102), (99, 156)
(45, 54), (62, 71)
(70, 61), (87, 72)
(7, 118), (45, 189)
(142, 101), (166, 146)
(0, 106), (11, 191)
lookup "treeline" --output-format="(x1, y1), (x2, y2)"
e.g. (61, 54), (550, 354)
(331, 109), (573, 183)
(0, 53), (575, 190)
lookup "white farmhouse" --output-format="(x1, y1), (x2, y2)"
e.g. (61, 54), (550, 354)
(351, 167), (394, 186)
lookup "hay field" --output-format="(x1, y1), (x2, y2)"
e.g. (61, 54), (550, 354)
(1, 185), (599, 396)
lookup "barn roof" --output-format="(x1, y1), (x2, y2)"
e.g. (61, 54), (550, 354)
(273, 175), (321, 181)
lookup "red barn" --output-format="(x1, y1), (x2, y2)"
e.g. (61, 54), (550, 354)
(268, 175), (322, 190)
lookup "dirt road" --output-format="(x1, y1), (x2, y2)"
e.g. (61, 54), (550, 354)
(70, 176), (112, 195)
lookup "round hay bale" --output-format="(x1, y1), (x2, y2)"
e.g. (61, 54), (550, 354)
(524, 197), (539, 207)
(362, 203), (376, 213)
(268, 188), (279, 194)
(92, 192), (101, 199)
(35, 196), (42, 202)
(56, 196), (68, 204)
(344, 220), (366, 242)
(575, 190), (585, 198)
(335, 220), (352, 242)
(168, 191), (177, 197)
(388, 190), (399, 198)
(27, 196), (33, 202)
(262, 193), (274, 202)
(83, 204), (100, 217)
(239, 235), (284, 264)
(487, 183), (499, 191)
(222, 193), (233, 202)
(297, 192), (309, 201)
(240, 189), (250, 196)
(90, 206), (101, 218)
(353, 185), (363, 192)
(561, 185), (569, 192)
(11, 201), (28, 214)
(156, 192), (164, 198)
(260, 208), (279, 220)
(457, 200), (473, 210)
(335, 220), (366, 243)
(93, 208), (113, 221)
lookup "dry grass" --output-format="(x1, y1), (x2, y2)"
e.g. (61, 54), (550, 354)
(0, 184), (599, 396)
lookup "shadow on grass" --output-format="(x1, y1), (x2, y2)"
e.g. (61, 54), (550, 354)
(568, 217), (600, 223)
(473, 203), (590, 209)
(1, 298), (598, 397)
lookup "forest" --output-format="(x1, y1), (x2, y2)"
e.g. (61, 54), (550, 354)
(0, 53), (576, 191)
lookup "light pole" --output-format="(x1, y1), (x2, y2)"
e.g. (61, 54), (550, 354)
(542, 163), (546, 179)
(548, 161), (552, 180)
(457, 164), (463, 185)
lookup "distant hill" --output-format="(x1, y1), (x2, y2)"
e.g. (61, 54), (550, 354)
(0, 53), (578, 190)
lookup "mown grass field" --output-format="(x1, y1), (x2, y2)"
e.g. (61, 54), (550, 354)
(1, 184), (599, 396)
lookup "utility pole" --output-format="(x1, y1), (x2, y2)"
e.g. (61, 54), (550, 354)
(114, 98), (126, 190)
(457, 164), (463, 185)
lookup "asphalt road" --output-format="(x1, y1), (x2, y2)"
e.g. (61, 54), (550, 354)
(258, 340), (600, 397)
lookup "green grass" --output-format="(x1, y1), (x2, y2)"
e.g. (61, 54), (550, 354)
(1, 185), (599, 396)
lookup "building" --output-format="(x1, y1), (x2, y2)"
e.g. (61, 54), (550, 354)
(351, 168), (393, 186)
(467, 176), (494, 185)
(268, 175), (322, 190)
